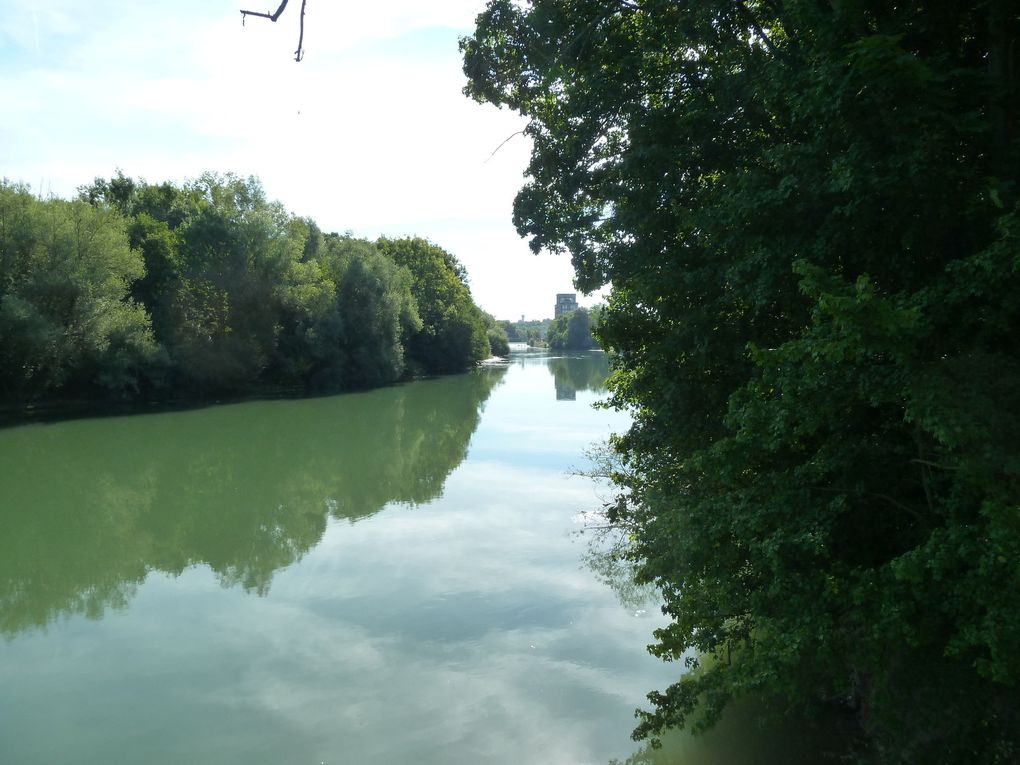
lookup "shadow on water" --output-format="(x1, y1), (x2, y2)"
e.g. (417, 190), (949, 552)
(613, 697), (865, 765)
(0, 373), (480, 431)
(0, 368), (506, 637)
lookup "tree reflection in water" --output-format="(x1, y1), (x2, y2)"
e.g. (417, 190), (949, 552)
(0, 368), (506, 636)
(548, 351), (610, 401)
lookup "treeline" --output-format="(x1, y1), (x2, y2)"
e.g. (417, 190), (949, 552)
(500, 317), (550, 346)
(0, 173), (505, 403)
(498, 308), (601, 349)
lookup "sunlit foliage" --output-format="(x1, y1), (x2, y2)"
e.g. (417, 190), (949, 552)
(0, 174), (491, 404)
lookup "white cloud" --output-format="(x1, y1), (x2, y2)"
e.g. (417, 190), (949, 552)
(0, 0), (599, 319)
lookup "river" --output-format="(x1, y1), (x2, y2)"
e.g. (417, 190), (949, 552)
(0, 349), (839, 764)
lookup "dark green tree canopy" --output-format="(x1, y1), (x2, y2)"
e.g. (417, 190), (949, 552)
(464, 1), (1020, 760)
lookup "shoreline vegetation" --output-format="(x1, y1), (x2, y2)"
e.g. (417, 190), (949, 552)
(0, 172), (512, 416)
(463, 0), (1020, 761)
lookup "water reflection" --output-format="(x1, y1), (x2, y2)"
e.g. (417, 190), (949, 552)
(0, 369), (505, 636)
(548, 352), (610, 401)
(0, 352), (851, 764)
(614, 698), (858, 765)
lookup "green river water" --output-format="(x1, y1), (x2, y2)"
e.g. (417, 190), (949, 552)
(0, 349), (839, 764)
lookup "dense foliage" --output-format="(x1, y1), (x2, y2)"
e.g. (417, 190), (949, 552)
(485, 315), (512, 357)
(464, 0), (1020, 760)
(376, 236), (490, 373)
(0, 184), (159, 398)
(502, 317), (551, 346)
(547, 306), (599, 350)
(0, 174), (491, 403)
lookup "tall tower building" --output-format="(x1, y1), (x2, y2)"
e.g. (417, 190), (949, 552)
(554, 293), (578, 317)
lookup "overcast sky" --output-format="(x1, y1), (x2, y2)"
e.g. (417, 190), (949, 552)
(0, 0), (601, 320)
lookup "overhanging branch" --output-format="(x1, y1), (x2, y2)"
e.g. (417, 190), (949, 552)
(240, 0), (308, 62)
(240, 0), (290, 23)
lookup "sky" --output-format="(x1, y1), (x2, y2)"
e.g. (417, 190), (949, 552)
(0, 0), (603, 321)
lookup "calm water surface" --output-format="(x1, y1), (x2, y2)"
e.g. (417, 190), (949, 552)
(0, 350), (832, 764)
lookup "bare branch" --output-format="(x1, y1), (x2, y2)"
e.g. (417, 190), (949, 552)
(240, 0), (290, 23)
(240, 0), (308, 62)
(735, 1), (779, 56)
(485, 129), (527, 162)
(293, 0), (307, 61)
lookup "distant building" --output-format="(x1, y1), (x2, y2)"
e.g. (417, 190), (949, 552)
(554, 293), (578, 317)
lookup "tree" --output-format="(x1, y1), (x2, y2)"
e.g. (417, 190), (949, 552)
(0, 182), (159, 398)
(499, 319), (522, 342)
(4, 173), (493, 406)
(76, 174), (433, 397)
(547, 307), (597, 350)
(463, 1), (1020, 760)
(376, 237), (489, 373)
(487, 328), (510, 357)
(506, 317), (551, 346)
(319, 234), (421, 389)
(483, 311), (511, 357)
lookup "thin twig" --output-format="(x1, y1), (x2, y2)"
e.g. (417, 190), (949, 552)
(485, 129), (528, 162)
